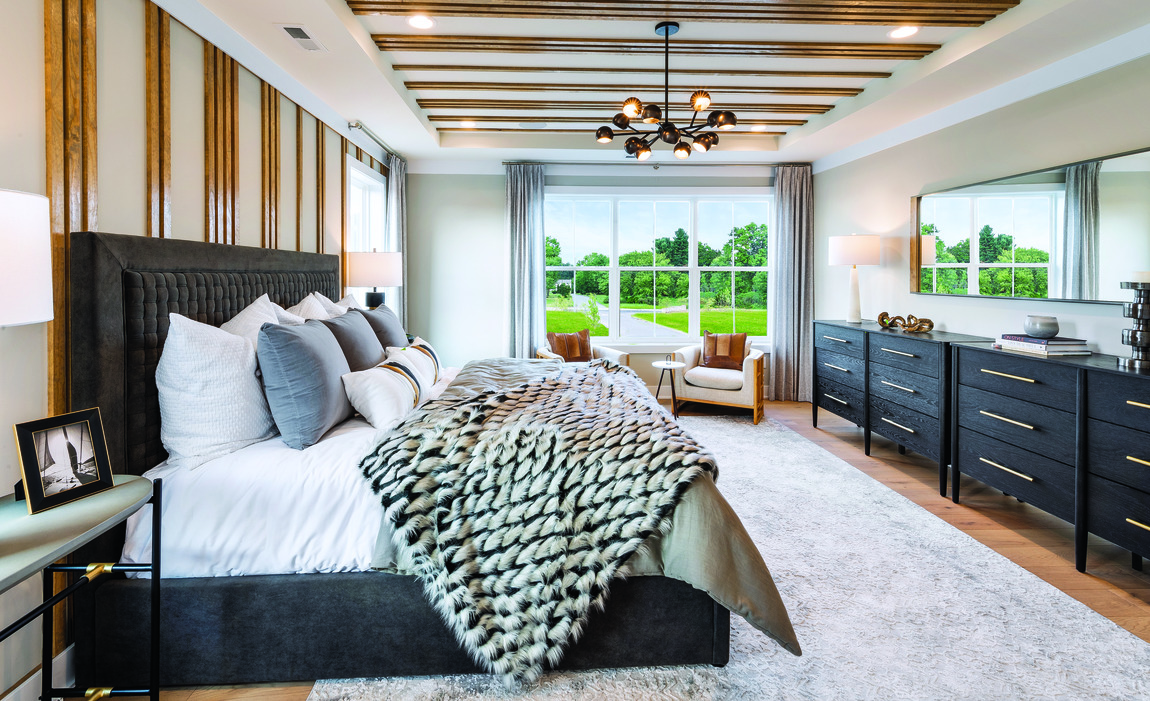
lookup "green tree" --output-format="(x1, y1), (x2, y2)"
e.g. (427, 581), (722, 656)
(978, 225), (1013, 264)
(556, 282), (571, 298)
(545, 236), (563, 289)
(574, 251), (609, 297)
(655, 228), (689, 267)
(697, 242), (722, 267)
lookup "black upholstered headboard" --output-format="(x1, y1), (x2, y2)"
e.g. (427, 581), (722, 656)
(69, 232), (340, 477)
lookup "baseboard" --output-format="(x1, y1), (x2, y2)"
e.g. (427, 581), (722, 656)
(2, 646), (73, 701)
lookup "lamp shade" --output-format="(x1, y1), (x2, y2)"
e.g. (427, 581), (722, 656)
(0, 189), (53, 326)
(346, 251), (403, 288)
(920, 235), (937, 266)
(828, 234), (880, 266)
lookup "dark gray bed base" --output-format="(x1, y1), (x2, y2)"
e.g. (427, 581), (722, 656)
(68, 231), (729, 687)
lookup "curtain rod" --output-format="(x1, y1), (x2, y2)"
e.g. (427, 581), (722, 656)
(348, 121), (401, 161)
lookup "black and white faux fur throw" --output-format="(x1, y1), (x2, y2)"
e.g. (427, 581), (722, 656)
(361, 360), (716, 687)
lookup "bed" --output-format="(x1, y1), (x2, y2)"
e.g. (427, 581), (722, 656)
(67, 231), (796, 687)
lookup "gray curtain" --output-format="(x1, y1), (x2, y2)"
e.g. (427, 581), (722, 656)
(385, 152), (409, 325)
(1059, 161), (1101, 300)
(507, 163), (546, 358)
(768, 164), (815, 402)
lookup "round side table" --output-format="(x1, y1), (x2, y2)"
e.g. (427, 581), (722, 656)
(651, 359), (686, 418)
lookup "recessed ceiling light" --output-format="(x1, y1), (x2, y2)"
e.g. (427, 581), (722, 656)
(751, 124), (767, 132)
(888, 26), (918, 39)
(460, 120), (476, 128)
(407, 15), (435, 29)
(519, 122), (547, 129)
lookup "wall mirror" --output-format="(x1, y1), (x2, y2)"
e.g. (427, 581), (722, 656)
(911, 147), (1150, 303)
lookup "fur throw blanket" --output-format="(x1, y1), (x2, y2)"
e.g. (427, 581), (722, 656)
(361, 360), (716, 686)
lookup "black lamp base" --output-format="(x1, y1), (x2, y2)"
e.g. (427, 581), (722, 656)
(365, 290), (384, 309)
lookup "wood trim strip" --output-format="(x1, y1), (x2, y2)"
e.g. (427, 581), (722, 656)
(204, 44), (217, 243)
(350, 1), (1016, 26)
(909, 196), (922, 294)
(416, 98), (833, 114)
(404, 82), (864, 97)
(145, 3), (170, 239)
(428, 114), (808, 126)
(205, 47), (238, 244)
(317, 124), (326, 253)
(373, 35), (942, 59)
(392, 64), (893, 79)
(261, 82), (281, 249)
(296, 104), (303, 252)
(228, 58), (238, 244)
(81, 0), (96, 231)
(340, 136), (348, 289)
(45, 0), (65, 419)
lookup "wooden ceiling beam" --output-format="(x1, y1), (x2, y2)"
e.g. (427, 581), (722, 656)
(417, 98), (834, 113)
(350, 1), (1017, 26)
(375, 35), (941, 59)
(393, 64), (894, 79)
(426, 115), (809, 125)
(437, 127), (787, 135)
(406, 81), (864, 96)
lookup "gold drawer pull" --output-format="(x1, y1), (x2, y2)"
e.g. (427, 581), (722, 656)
(979, 457), (1034, 482)
(979, 410), (1035, 430)
(881, 417), (916, 434)
(980, 368), (1036, 384)
(1127, 456), (1150, 468)
(823, 335), (848, 343)
(823, 362), (849, 372)
(1128, 400), (1150, 410)
(1127, 518), (1150, 533)
(880, 380), (916, 394)
(823, 393), (848, 405)
(880, 347), (917, 358)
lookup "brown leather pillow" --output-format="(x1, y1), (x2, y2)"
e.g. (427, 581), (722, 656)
(546, 329), (592, 362)
(701, 331), (748, 370)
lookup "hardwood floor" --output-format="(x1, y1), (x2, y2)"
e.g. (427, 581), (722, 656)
(140, 400), (1150, 699)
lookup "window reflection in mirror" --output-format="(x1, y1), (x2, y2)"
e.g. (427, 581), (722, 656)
(915, 149), (1150, 303)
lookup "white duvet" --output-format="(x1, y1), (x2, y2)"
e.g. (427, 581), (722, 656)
(121, 418), (386, 577)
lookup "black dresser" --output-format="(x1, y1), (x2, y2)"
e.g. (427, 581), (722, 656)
(813, 321), (988, 496)
(951, 342), (1150, 572)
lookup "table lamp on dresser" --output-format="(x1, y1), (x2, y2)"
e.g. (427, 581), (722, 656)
(346, 251), (403, 309)
(0, 189), (53, 327)
(828, 233), (880, 324)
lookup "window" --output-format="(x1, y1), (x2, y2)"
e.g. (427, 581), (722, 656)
(544, 191), (772, 343)
(919, 188), (1063, 299)
(346, 159), (397, 309)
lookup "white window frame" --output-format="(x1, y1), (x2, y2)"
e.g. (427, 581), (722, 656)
(345, 158), (398, 309)
(545, 186), (773, 347)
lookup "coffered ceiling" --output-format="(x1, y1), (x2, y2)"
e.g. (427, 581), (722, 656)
(176, 0), (1150, 169)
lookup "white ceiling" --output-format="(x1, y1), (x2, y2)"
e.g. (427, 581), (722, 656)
(161, 0), (1150, 172)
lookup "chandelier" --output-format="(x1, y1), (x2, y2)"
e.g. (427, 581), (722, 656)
(594, 21), (737, 160)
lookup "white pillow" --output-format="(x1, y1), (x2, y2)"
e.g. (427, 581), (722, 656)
(335, 294), (363, 312)
(386, 337), (440, 386)
(271, 301), (306, 325)
(341, 361), (421, 430)
(157, 314), (276, 469)
(286, 294), (331, 320)
(220, 294), (280, 347)
(313, 292), (348, 317)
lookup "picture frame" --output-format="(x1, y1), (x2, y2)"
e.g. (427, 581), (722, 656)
(13, 407), (114, 514)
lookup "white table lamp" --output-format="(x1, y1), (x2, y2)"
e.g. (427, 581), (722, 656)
(0, 190), (53, 327)
(828, 234), (880, 324)
(346, 251), (402, 309)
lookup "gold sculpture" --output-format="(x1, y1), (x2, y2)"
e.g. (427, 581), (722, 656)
(878, 312), (935, 333)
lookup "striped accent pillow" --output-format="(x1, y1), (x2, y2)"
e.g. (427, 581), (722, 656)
(546, 329), (592, 362)
(701, 331), (747, 370)
(341, 360), (422, 430)
(386, 337), (440, 388)
(409, 337), (441, 384)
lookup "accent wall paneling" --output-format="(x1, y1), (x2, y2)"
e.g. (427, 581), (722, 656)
(169, 18), (205, 241)
(204, 44), (238, 245)
(278, 95), (298, 251)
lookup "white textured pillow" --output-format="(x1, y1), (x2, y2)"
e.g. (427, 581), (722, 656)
(286, 294), (331, 320)
(271, 301), (306, 325)
(220, 294), (279, 346)
(313, 292), (347, 317)
(386, 337), (440, 386)
(157, 314), (276, 469)
(335, 294), (363, 312)
(341, 362), (421, 430)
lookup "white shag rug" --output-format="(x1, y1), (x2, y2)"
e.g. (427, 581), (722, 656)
(310, 415), (1150, 701)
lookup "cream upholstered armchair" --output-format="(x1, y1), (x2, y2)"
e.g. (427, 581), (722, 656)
(536, 334), (630, 366)
(672, 338), (764, 424)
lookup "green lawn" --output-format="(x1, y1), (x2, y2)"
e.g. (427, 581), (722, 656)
(546, 311), (608, 335)
(632, 309), (767, 334)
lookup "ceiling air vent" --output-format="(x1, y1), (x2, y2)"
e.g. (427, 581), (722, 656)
(279, 25), (328, 53)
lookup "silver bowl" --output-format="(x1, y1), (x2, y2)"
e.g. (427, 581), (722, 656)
(1023, 315), (1059, 339)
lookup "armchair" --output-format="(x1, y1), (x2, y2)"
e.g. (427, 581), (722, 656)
(672, 338), (764, 424)
(537, 343), (630, 366)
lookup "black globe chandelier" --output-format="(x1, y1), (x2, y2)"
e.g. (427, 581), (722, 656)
(595, 21), (737, 160)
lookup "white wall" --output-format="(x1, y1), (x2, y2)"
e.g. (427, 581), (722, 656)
(814, 54), (1150, 355)
(406, 174), (509, 367)
(1098, 171), (1150, 301)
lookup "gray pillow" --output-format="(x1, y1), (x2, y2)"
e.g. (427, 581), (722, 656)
(351, 307), (408, 349)
(320, 311), (386, 372)
(257, 321), (353, 449)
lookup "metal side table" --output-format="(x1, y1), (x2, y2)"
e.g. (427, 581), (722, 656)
(652, 358), (686, 418)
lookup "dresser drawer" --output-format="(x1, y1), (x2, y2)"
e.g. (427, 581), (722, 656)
(815, 348), (865, 391)
(1087, 419), (1150, 493)
(868, 332), (940, 378)
(956, 427), (1074, 522)
(814, 324), (865, 359)
(869, 364), (940, 418)
(956, 347), (1076, 412)
(1087, 475), (1150, 556)
(816, 376), (865, 426)
(1087, 371), (1150, 433)
(957, 385), (1075, 464)
(868, 395), (940, 461)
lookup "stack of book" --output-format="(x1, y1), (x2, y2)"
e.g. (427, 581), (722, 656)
(994, 334), (1092, 356)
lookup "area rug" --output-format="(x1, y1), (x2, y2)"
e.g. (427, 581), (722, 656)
(310, 416), (1150, 700)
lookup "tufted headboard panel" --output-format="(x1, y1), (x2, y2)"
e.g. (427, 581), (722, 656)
(69, 232), (340, 477)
